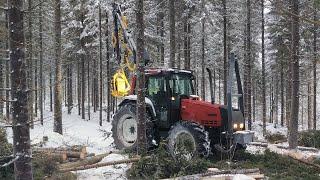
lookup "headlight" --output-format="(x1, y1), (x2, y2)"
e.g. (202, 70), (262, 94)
(239, 123), (244, 129)
(233, 124), (238, 129)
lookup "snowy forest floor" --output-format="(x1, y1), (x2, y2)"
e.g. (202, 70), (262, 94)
(2, 106), (320, 179)
(4, 107), (130, 180)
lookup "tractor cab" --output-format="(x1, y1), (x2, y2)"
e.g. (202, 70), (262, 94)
(144, 69), (196, 130)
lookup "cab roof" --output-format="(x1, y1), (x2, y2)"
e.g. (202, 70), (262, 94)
(145, 68), (193, 75)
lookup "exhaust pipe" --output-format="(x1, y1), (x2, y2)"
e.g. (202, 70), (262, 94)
(206, 68), (215, 104)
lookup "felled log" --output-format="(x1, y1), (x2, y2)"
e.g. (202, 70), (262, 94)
(33, 146), (87, 154)
(32, 152), (68, 163)
(287, 151), (320, 170)
(161, 168), (261, 180)
(248, 142), (268, 147)
(201, 174), (264, 180)
(59, 157), (144, 172)
(276, 145), (319, 153)
(33, 147), (87, 159)
(59, 152), (111, 170)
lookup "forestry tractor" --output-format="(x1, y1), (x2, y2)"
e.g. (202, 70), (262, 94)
(110, 3), (254, 157)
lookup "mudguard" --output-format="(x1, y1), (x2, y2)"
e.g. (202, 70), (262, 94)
(118, 95), (156, 118)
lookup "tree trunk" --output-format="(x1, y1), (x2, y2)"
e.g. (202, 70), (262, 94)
(157, 0), (165, 66)
(222, 0), (227, 105)
(274, 75), (279, 127)
(67, 64), (73, 114)
(77, 61), (81, 116)
(34, 53), (38, 117)
(0, 44), (3, 117)
(313, 2), (317, 130)
(99, 4), (103, 126)
(280, 57), (284, 126)
(53, 0), (63, 135)
(288, 0), (299, 149)
(218, 68), (221, 104)
(308, 80), (312, 130)
(261, 0), (266, 134)
(244, 0), (252, 130)
(301, 94), (304, 129)
(136, 0), (147, 154)
(269, 77), (274, 123)
(8, 0), (33, 177)
(252, 80), (256, 122)
(213, 68), (216, 100)
(285, 64), (292, 127)
(169, 0), (175, 68)
(93, 28), (98, 113)
(50, 63), (53, 112)
(87, 58), (90, 120)
(106, 12), (111, 123)
(27, 0), (34, 128)
(201, 0), (205, 101)
(81, 55), (85, 120)
(39, 2), (44, 124)
(177, 43), (181, 69)
(4, 9), (9, 120)
(5, 31), (10, 120)
(184, 11), (191, 70)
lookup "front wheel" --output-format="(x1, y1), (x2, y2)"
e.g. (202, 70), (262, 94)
(167, 121), (210, 159)
(112, 103), (154, 151)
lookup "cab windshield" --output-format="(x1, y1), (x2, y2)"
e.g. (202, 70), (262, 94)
(169, 74), (194, 96)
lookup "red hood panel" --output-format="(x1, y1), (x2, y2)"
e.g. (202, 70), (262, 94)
(180, 98), (222, 127)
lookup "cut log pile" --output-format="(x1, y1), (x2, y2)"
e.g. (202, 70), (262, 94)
(32, 146), (141, 173)
(33, 145), (88, 162)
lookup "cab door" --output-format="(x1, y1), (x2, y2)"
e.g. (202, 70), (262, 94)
(146, 75), (170, 128)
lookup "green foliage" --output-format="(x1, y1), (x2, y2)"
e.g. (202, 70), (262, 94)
(265, 132), (287, 143)
(128, 142), (320, 179)
(32, 153), (76, 180)
(0, 128), (12, 156)
(32, 154), (58, 179)
(219, 149), (320, 180)
(298, 130), (320, 148)
(0, 128), (76, 180)
(0, 128), (14, 180)
(127, 142), (214, 179)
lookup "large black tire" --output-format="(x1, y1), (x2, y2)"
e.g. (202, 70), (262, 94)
(112, 103), (154, 151)
(167, 121), (210, 159)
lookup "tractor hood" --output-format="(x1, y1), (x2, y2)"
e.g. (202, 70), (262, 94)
(180, 97), (245, 130)
(180, 97), (223, 127)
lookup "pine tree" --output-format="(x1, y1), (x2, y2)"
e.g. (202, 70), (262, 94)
(53, 0), (63, 134)
(169, 0), (175, 68)
(8, 0), (33, 177)
(261, 0), (266, 135)
(313, 0), (318, 130)
(289, 0), (300, 149)
(136, 0), (147, 154)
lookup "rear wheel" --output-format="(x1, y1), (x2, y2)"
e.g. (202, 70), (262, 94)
(112, 103), (154, 151)
(167, 121), (210, 159)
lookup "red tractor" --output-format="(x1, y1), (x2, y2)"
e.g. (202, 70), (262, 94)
(112, 54), (253, 157)
(111, 3), (253, 157)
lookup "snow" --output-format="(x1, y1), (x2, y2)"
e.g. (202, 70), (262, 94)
(246, 121), (320, 160)
(75, 154), (130, 180)
(251, 121), (287, 142)
(3, 107), (130, 180)
(2, 105), (320, 179)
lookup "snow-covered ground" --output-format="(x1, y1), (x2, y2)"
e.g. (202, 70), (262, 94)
(2, 105), (320, 179)
(247, 121), (320, 160)
(3, 107), (130, 180)
(251, 121), (287, 142)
